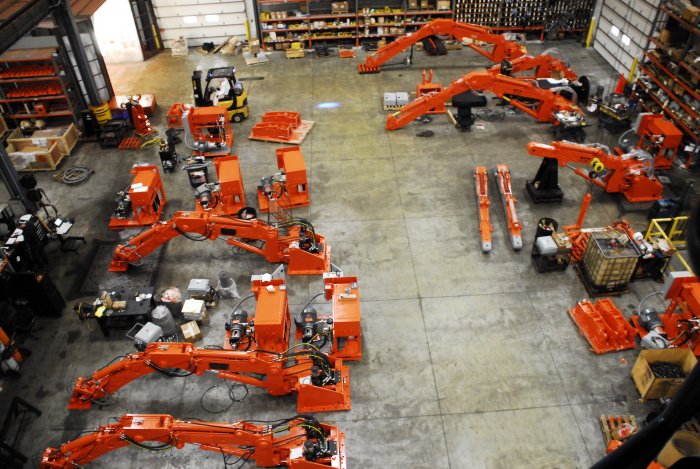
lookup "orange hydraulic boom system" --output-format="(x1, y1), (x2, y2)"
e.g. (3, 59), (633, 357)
(492, 50), (578, 81)
(109, 211), (331, 274)
(385, 71), (586, 134)
(474, 166), (493, 253)
(68, 342), (351, 413)
(494, 164), (523, 250)
(41, 414), (346, 469)
(358, 19), (527, 73)
(527, 141), (664, 203)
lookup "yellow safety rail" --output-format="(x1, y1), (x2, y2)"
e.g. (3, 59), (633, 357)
(645, 217), (693, 274)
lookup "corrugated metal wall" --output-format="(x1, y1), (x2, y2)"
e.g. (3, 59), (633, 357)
(152, 0), (247, 47)
(593, 0), (660, 75)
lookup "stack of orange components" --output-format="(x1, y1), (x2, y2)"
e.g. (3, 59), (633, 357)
(568, 298), (637, 354)
(0, 64), (54, 78)
(250, 112), (301, 142)
(6, 83), (62, 98)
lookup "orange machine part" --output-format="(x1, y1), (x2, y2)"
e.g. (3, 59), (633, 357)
(109, 211), (331, 275)
(186, 106), (234, 157)
(258, 146), (310, 213)
(251, 122), (293, 141)
(194, 155), (246, 215)
(416, 69), (445, 114)
(631, 276), (700, 356)
(527, 141), (663, 203)
(324, 275), (361, 361)
(569, 298), (637, 354)
(636, 114), (683, 170)
(358, 19), (527, 73)
(41, 414), (347, 469)
(166, 102), (192, 128)
(0, 326), (24, 372)
(251, 278), (291, 353)
(68, 342), (350, 413)
(474, 166), (493, 253)
(108, 165), (167, 230)
(263, 112), (302, 128)
(494, 164), (522, 250)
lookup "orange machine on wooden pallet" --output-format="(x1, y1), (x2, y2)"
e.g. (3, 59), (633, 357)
(108, 165), (166, 230)
(258, 146), (309, 213)
(631, 274), (700, 356)
(569, 298), (637, 354)
(183, 106), (233, 157)
(41, 414), (346, 469)
(250, 112), (314, 144)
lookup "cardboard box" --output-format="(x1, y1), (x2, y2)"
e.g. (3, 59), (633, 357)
(682, 5), (700, 23)
(658, 29), (671, 45)
(331, 2), (349, 14)
(420, 0), (430, 10)
(407, 0), (419, 9)
(437, 0), (450, 10)
(249, 39), (261, 54)
(631, 349), (697, 401)
(181, 321), (202, 342)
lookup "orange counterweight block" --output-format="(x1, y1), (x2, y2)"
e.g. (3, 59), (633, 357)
(224, 275), (291, 353)
(68, 343), (351, 413)
(633, 114), (683, 170)
(108, 165), (167, 230)
(258, 146), (310, 213)
(474, 166), (493, 253)
(416, 69), (445, 114)
(294, 275), (361, 361)
(569, 298), (637, 354)
(184, 106), (233, 157)
(41, 414), (347, 469)
(193, 155), (246, 215)
(631, 275), (700, 356)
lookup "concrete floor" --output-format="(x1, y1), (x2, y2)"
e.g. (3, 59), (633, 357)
(0, 39), (690, 468)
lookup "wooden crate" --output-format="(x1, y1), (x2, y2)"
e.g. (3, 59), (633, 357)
(599, 415), (638, 446)
(631, 348), (697, 401)
(7, 123), (79, 156)
(6, 140), (63, 172)
(286, 45), (305, 59)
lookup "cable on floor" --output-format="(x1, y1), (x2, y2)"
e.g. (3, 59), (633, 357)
(52, 165), (94, 185)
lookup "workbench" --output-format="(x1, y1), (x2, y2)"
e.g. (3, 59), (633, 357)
(78, 287), (154, 337)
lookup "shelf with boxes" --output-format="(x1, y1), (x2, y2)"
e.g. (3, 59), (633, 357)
(257, 0), (453, 50)
(0, 48), (81, 126)
(636, 1), (700, 160)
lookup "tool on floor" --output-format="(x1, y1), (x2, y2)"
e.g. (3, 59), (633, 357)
(41, 414), (346, 469)
(68, 340), (351, 413)
(108, 164), (166, 230)
(109, 211), (331, 275)
(494, 164), (522, 250)
(631, 274), (700, 356)
(257, 146), (309, 215)
(249, 112), (314, 144)
(526, 141), (664, 203)
(568, 298), (637, 353)
(386, 71), (587, 141)
(183, 106), (233, 157)
(474, 166), (493, 253)
(191, 67), (249, 123)
(184, 155), (246, 215)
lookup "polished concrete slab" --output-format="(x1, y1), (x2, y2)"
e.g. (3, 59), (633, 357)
(0, 38), (685, 469)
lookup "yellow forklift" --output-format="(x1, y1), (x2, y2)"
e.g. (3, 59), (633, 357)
(192, 67), (249, 123)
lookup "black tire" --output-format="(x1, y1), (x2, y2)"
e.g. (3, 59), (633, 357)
(232, 113), (244, 123)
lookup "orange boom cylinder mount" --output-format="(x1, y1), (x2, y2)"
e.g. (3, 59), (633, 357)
(108, 211), (331, 275)
(41, 414), (346, 469)
(68, 342), (351, 413)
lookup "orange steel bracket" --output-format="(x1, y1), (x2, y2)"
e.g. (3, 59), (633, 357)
(108, 165), (167, 230)
(258, 146), (310, 213)
(563, 192), (592, 263)
(569, 298), (637, 353)
(166, 102), (191, 128)
(41, 414), (347, 469)
(474, 166), (493, 253)
(323, 274), (361, 361)
(416, 69), (446, 114)
(494, 164), (522, 250)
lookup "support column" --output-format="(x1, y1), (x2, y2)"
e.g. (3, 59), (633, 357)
(0, 147), (35, 214)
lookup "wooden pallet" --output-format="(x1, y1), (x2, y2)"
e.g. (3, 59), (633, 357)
(600, 415), (638, 446)
(286, 49), (305, 59)
(118, 136), (142, 150)
(248, 120), (314, 144)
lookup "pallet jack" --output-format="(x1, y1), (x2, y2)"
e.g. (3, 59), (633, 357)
(494, 164), (523, 250)
(474, 166), (492, 253)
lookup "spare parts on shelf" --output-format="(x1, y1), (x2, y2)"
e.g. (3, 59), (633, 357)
(108, 164), (166, 231)
(41, 414), (346, 469)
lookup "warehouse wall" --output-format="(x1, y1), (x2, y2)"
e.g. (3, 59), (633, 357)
(152, 0), (249, 48)
(593, 0), (661, 78)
